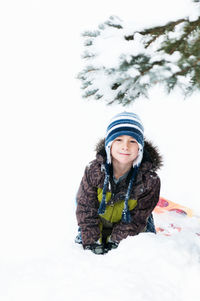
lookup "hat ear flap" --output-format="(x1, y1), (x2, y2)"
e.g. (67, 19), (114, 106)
(133, 144), (143, 168)
(105, 142), (112, 164)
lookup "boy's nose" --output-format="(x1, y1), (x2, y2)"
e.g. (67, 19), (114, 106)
(122, 142), (129, 150)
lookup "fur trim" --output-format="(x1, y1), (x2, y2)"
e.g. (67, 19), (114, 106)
(143, 140), (163, 171)
(95, 138), (163, 171)
(95, 138), (106, 157)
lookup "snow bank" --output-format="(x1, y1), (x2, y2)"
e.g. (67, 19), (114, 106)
(1, 231), (200, 301)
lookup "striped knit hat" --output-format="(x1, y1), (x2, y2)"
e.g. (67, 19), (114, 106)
(98, 112), (144, 223)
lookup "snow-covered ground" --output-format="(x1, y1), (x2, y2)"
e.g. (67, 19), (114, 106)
(0, 1), (200, 300)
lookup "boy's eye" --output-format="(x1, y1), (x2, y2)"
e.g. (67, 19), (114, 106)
(130, 140), (136, 143)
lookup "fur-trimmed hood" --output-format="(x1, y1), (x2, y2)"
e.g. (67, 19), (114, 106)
(95, 138), (163, 172)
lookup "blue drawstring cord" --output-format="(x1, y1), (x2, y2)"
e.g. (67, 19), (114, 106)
(122, 166), (138, 223)
(98, 164), (139, 223)
(98, 163), (110, 215)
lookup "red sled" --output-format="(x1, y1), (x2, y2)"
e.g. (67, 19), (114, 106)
(153, 197), (200, 236)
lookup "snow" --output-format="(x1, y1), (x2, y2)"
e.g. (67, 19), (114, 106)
(0, 1), (200, 301)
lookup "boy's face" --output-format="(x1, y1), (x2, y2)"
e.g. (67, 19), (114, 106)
(111, 135), (139, 167)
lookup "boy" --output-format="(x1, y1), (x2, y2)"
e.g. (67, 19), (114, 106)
(75, 112), (162, 254)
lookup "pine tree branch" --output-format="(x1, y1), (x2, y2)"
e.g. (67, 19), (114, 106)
(78, 11), (200, 105)
(175, 58), (200, 76)
(125, 18), (186, 42)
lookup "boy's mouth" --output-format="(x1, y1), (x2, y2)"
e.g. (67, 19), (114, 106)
(119, 153), (130, 156)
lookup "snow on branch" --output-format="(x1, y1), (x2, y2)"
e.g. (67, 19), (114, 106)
(78, 10), (200, 105)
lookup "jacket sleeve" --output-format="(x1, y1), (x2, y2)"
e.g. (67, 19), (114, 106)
(76, 165), (101, 247)
(111, 175), (161, 243)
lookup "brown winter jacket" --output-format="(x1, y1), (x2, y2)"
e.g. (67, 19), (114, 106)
(76, 139), (162, 247)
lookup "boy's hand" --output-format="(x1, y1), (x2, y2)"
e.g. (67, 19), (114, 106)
(107, 241), (119, 250)
(84, 243), (104, 255)
(84, 238), (119, 254)
(105, 236), (119, 252)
